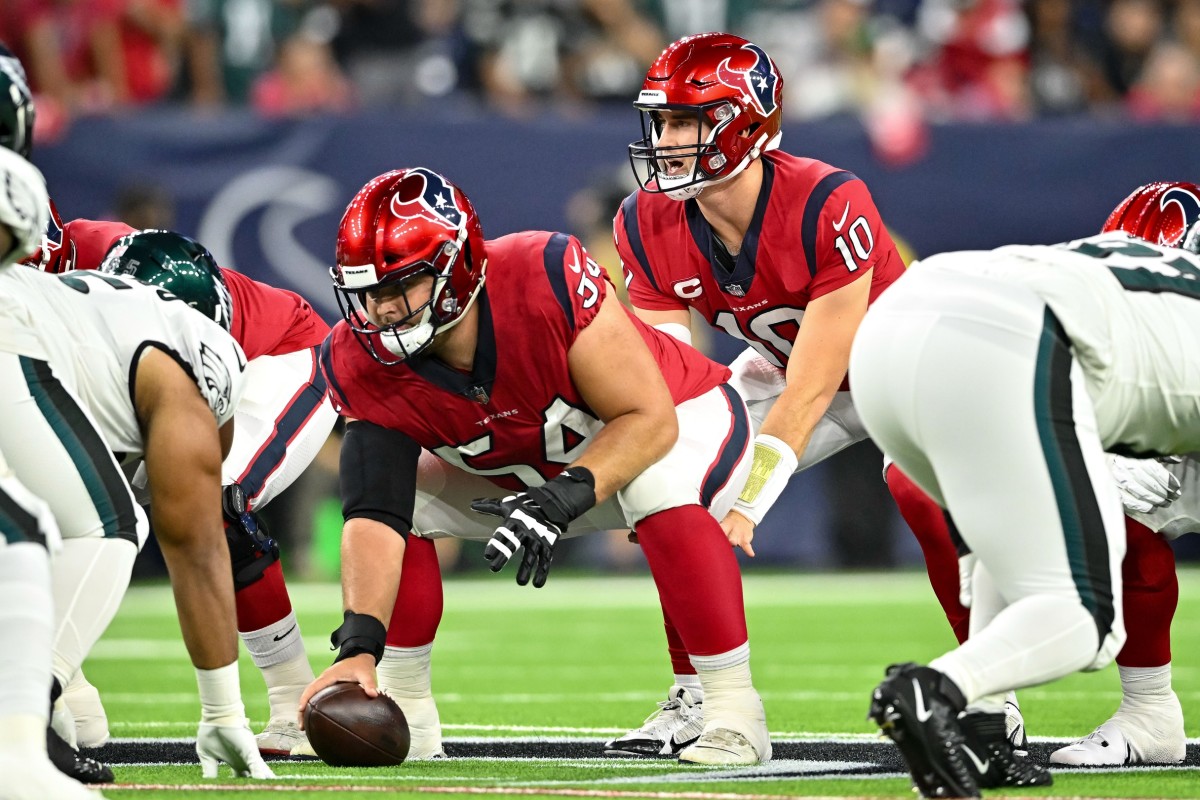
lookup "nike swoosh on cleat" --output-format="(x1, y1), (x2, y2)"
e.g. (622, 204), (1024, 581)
(961, 743), (989, 775)
(912, 679), (933, 722)
(273, 624), (297, 642)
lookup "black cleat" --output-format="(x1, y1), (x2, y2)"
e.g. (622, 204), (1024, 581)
(47, 724), (114, 784)
(959, 711), (1052, 789)
(868, 662), (978, 799)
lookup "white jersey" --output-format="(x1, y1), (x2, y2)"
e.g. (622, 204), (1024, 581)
(914, 232), (1200, 457)
(0, 267), (246, 459)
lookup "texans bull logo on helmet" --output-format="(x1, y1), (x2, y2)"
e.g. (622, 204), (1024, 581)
(389, 167), (464, 231)
(1160, 186), (1200, 243)
(715, 43), (779, 118)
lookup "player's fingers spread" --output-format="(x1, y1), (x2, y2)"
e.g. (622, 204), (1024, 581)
(251, 759), (277, 779)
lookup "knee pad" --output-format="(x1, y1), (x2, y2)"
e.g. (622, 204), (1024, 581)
(222, 483), (280, 591)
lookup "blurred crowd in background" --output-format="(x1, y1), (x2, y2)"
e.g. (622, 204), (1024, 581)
(3, 0), (1200, 145)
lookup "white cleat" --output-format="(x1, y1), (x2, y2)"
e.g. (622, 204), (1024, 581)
(256, 718), (315, 757)
(62, 673), (110, 748)
(1004, 694), (1027, 754)
(0, 756), (106, 800)
(1050, 716), (1186, 766)
(605, 686), (704, 757)
(678, 688), (771, 766)
(388, 693), (446, 760)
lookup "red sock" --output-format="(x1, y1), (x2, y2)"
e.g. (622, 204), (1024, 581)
(886, 464), (970, 644)
(235, 560), (293, 633)
(636, 505), (746, 657)
(386, 535), (443, 648)
(1117, 518), (1177, 668)
(662, 612), (694, 676)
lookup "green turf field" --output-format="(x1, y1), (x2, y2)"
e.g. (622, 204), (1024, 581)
(84, 568), (1199, 798)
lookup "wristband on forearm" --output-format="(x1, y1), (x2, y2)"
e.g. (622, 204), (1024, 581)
(733, 434), (799, 525)
(330, 611), (387, 665)
(527, 467), (597, 529)
(195, 661), (246, 724)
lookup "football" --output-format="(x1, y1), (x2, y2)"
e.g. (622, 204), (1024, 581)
(303, 683), (411, 767)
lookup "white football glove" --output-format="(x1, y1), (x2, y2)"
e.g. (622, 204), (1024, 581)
(194, 663), (275, 779)
(1107, 454), (1182, 515)
(0, 147), (49, 266)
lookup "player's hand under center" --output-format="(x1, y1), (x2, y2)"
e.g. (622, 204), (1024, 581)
(297, 654), (379, 729)
(721, 509), (757, 558)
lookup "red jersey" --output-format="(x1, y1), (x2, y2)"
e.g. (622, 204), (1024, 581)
(321, 231), (729, 492)
(617, 151), (904, 370)
(46, 218), (328, 359)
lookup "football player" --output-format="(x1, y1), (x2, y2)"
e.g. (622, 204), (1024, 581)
(300, 167), (772, 766)
(610, 32), (1043, 779)
(1046, 181), (1200, 768)
(36, 223), (336, 758)
(850, 195), (1200, 797)
(0, 165), (273, 782)
(0, 144), (102, 800)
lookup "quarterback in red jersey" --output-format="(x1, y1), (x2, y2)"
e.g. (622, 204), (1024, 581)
(609, 31), (971, 761)
(33, 219), (336, 757)
(300, 167), (772, 766)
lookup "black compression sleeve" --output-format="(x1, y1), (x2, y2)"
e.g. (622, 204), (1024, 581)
(340, 420), (421, 535)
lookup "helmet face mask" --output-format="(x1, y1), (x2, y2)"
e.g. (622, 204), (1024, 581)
(100, 230), (233, 331)
(334, 240), (467, 365)
(333, 168), (486, 366)
(629, 33), (784, 201)
(630, 102), (740, 200)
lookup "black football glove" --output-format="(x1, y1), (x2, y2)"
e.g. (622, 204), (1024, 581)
(471, 467), (596, 588)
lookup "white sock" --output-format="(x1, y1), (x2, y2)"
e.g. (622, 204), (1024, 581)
(931, 594), (1099, 703)
(674, 673), (703, 701)
(51, 537), (137, 687)
(0, 544), (54, 720)
(260, 654), (316, 721)
(965, 692), (1006, 715)
(377, 644), (433, 698)
(1116, 664), (1175, 714)
(240, 612), (307, 669)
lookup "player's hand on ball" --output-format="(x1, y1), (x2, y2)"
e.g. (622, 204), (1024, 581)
(721, 509), (757, 557)
(298, 655), (379, 728)
(196, 721), (275, 779)
(473, 493), (562, 588)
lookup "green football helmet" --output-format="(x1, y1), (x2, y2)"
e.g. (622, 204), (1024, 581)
(100, 230), (233, 331)
(0, 43), (35, 158)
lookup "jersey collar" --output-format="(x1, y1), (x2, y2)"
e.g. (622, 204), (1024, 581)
(408, 288), (498, 405)
(684, 156), (776, 298)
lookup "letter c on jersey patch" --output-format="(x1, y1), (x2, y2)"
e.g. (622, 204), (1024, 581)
(673, 277), (703, 299)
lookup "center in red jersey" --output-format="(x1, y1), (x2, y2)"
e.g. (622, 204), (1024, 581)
(321, 231), (730, 492)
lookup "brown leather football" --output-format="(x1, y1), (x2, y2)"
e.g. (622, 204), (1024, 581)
(303, 683), (411, 767)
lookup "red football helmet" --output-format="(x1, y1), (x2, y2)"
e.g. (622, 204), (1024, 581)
(332, 168), (487, 365)
(629, 32), (784, 201)
(1102, 181), (1200, 253)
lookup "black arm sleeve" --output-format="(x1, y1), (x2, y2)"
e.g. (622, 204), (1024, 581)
(340, 420), (420, 535)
